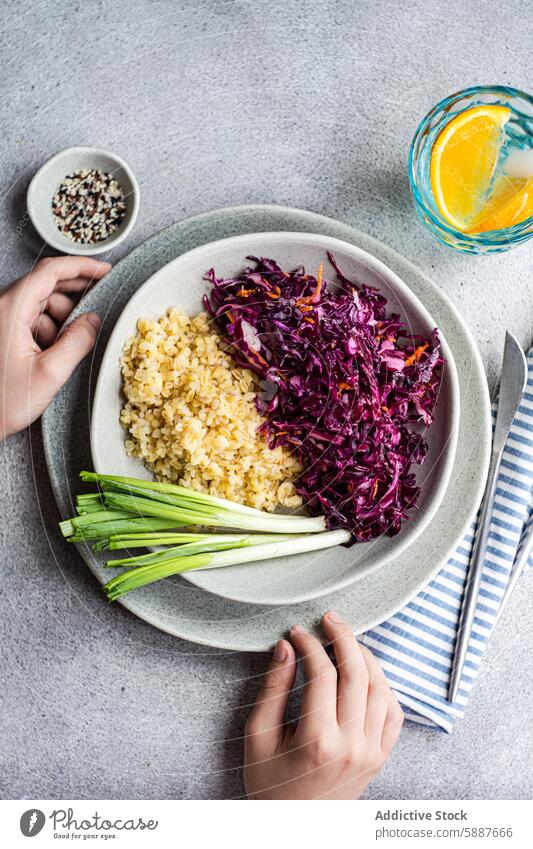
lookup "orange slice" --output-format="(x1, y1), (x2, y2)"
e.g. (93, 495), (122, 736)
(430, 104), (511, 231)
(467, 174), (533, 233)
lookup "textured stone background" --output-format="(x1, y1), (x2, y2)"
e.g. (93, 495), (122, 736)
(0, 0), (532, 799)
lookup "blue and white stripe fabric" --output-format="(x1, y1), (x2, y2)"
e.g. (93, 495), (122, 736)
(360, 346), (533, 732)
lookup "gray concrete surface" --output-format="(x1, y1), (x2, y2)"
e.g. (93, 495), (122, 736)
(0, 0), (532, 800)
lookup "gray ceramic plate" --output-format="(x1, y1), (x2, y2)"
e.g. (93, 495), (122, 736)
(90, 232), (460, 606)
(41, 204), (491, 651)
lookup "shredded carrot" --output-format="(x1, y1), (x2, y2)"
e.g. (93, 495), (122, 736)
(265, 285), (281, 299)
(298, 304), (314, 313)
(236, 288), (254, 298)
(405, 343), (428, 368)
(311, 262), (323, 303)
(295, 265), (324, 308)
(225, 310), (235, 324)
(245, 349), (268, 368)
(338, 382), (352, 392)
(373, 480), (379, 498)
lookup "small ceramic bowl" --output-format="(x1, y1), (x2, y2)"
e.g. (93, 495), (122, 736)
(26, 146), (140, 255)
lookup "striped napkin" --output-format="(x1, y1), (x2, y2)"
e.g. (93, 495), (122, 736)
(360, 346), (533, 732)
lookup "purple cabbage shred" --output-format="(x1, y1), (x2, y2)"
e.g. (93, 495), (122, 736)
(204, 254), (444, 543)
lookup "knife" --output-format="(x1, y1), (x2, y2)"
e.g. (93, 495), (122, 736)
(448, 332), (527, 703)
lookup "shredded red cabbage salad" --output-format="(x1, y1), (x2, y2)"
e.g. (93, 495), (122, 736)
(204, 254), (443, 542)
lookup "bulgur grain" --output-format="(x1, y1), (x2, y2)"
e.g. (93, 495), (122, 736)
(120, 308), (302, 512)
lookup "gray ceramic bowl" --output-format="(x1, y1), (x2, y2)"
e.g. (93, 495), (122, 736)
(26, 146), (139, 255)
(90, 231), (460, 606)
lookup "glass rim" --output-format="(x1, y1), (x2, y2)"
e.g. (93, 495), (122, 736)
(408, 84), (533, 244)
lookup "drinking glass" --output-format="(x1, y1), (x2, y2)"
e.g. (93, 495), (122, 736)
(409, 85), (533, 254)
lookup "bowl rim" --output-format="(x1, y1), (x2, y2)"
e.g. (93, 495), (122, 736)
(90, 229), (461, 606)
(26, 145), (140, 255)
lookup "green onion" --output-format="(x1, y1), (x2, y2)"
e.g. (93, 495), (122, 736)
(61, 513), (186, 541)
(81, 471), (306, 516)
(60, 510), (133, 537)
(80, 471), (324, 528)
(103, 530), (291, 551)
(101, 531), (213, 551)
(105, 532), (302, 567)
(75, 493), (104, 514)
(101, 490), (324, 534)
(103, 529), (350, 600)
(60, 472), (349, 599)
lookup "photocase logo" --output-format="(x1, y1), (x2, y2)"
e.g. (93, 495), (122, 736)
(20, 809), (46, 837)
(19, 806), (159, 838)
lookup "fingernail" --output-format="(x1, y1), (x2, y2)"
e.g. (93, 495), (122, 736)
(274, 640), (288, 662)
(290, 624), (304, 635)
(95, 260), (112, 267)
(326, 610), (344, 624)
(86, 312), (102, 329)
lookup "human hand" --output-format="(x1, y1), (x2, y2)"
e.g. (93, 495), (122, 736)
(0, 256), (111, 440)
(244, 611), (404, 799)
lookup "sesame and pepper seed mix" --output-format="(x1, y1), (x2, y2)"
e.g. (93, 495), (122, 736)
(52, 169), (127, 244)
